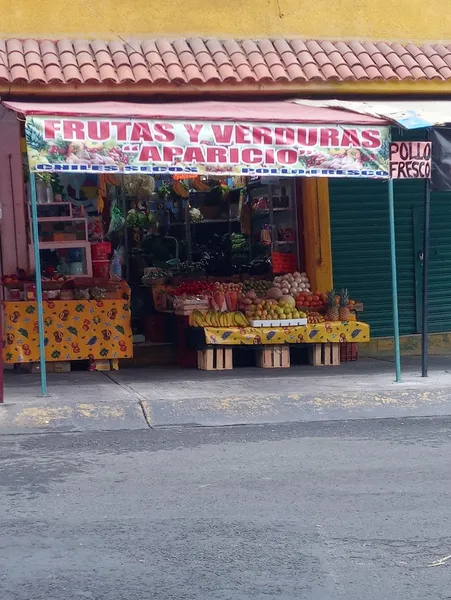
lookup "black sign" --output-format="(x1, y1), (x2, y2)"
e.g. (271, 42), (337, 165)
(432, 128), (451, 190)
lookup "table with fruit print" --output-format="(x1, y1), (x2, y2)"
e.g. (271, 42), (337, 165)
(201, 322), (370, 345)
(2, 299), (133, 363)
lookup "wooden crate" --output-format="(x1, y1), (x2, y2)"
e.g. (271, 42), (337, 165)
(256, 345), (290, 369)
(95, 359), (119, 371)
(19, 360), (72, 373)
(48, 361), (71, 373)
(197, 348), (233, 371)
(310, 343), (340, 367)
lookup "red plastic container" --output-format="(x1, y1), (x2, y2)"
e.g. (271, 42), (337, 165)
(143, 314), (166, 343)
(340, 342), (359, 362)
(92, 260), (110, 278)
(91, 242), (111, 261)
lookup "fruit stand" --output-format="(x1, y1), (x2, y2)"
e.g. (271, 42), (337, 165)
(2, 279), (133, 369)
(149, 271), (369, 370)
(5, 99), (405, 395)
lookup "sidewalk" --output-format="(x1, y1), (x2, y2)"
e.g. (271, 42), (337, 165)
(1, 356), (451, 433)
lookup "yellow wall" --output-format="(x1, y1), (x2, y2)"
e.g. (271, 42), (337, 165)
(302, 179), (333, 293)
(4, 0), (451, 41)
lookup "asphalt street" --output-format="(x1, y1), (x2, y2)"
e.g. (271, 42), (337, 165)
(1, 417), (451, 599)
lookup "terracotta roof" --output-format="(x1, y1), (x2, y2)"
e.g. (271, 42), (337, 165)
(1, 37), (451, 87)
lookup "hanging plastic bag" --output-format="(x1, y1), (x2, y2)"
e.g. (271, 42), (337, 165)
(110, 249), (122, 280)
(115, 245), (125, 265)
(107, 200), (125, 237)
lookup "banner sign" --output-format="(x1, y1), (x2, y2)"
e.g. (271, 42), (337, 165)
(389, 141), (431, 179)
(25, 116), (390, 178)
(431, 129), (451, 190)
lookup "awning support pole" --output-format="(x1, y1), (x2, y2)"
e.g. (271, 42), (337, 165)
(388, 178), (402, 382)
(421, 177), (431, 377)
(29, 173), (47, 396)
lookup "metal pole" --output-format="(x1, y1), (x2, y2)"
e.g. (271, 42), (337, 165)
(29, 173), (47, 396)
(421, 177), (431, 377)
(388, 178), (402, 382)
(0, 288), (3, 403)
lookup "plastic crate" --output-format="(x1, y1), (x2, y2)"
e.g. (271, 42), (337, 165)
(340, 342), (359, 362)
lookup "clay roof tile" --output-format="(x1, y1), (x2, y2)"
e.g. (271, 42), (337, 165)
(0, 36), (450, 89)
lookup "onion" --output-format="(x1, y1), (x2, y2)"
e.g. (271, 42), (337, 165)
(305, 283), (311, 290)
(282, 287), (290, 295)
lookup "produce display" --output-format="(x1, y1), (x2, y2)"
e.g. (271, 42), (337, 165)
(244, 297), (307, 322)
(171, 259), (208, 277)
(173, 280), (214, 296)
(211, 289), (239, 312)
(272, 272), (311, 295)
(189, 310), (248, 327)
(325, 289), (355, 321)
(307, 311), (325, 324)
(2, 268), (68, 285)
(148, 268), (360, 334)
(230, 233), (247, 251)
(241, 278), (273, 295)
(212, 281), (244, 293)
(142, 268), (169, 284)
(295, 292), (326, 311)
(339, 289), (351, 321)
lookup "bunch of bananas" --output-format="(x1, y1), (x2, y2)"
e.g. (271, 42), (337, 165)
(192, 177), (211, 192)
(172, 181), (189, 198)
(189, 310), (249, 328)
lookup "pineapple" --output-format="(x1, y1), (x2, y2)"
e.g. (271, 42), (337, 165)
(339, 289), (351, 321)
(326, 289), (339, 321)
(25, 119), (46, 151)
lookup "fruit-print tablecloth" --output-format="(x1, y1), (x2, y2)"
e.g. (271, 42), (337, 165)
(202, 321), (370, 345)
(2, 299), (133, 363)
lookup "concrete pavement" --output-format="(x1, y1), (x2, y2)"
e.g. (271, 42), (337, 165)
(2, 356), (451, 432)
(0, 371), (146, 433)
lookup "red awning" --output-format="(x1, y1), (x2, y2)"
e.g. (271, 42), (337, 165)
(3, 99), (388, 125)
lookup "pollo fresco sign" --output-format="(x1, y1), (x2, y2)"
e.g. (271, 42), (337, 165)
(25, 116), (390, 178)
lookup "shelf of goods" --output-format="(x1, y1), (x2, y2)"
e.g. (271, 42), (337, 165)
(2, 281), (133, 364)
(27, 202), (92, 277)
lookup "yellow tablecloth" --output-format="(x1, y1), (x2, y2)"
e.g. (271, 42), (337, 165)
(203, 321), (370, 345)
(3, 299), (133, 363)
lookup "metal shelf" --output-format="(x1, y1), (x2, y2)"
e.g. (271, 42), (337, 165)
(37, 217), (87, 222)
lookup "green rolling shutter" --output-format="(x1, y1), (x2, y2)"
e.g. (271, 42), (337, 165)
(329, 177), (451, 338)
(329, 178), (414, 337)
(424, 189), (451, 333)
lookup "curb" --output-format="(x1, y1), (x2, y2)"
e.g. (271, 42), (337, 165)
(140, 388), (451, 427)
(0, 398), (149, 434)
(3, 388), (451, 433)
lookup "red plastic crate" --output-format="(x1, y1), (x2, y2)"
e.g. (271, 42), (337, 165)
(340, 342), (359, 362)
(143, 314), (167, 343)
